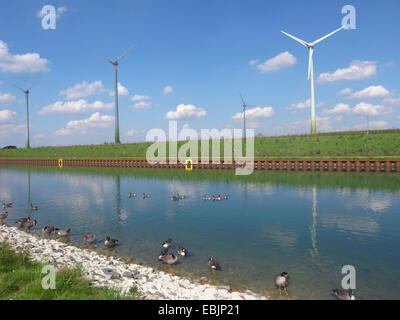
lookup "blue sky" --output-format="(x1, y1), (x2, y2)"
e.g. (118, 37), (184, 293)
(0, 0), (399, 147)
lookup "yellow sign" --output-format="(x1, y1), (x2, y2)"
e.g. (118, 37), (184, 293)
(58, 159), (63, 168)
(185, 159), (193, 171)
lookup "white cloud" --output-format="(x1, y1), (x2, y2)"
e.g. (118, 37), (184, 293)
(318, 60), (377, 83)
(182, 123), (190, 129)
(339, 88), (353, 95)
(130, 94), (151, 101)
(163, 85), (173, 95)
(286, 99), (325, 110)
(39, 99), (113, 115)
(323, 103), (352, 114)
(133, 101), (152, 109)
(232, 106), (274, 120)
(0, 123), (24, 137)
(249, 59), (259, 66)
(165, 104), (206, 120)
(126, 129), (135, 137)
(0, 109), (16, 122)
(349, 85), (390, 99)
(0, 40), (49, 73)
(59, 81), (106, 100)
(353, 102), (391, 116)
(109, 82), (129, 97)
(256, 51), (297, 72)
(354, 120), (388, 130)
(0, 91), (16, 107)
(382, 97), (400, 106)
(55, 112), (114, 136)
(33, 133), (45, 139)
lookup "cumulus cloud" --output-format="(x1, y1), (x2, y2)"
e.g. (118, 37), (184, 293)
(130, 94), (151, 101)
(323, 103), (352, 114)
(126, 129), (135, 137)
(249, 59), (259, 66)
(59, 81), (106, 100)
(232, 106), (274, 120)
(256, 51), (296, 72)
(349, 85), (390, 99)
(133, 101), (152, 109)
(286, 99), (325, 110)
(0, 91), (16, 107)
(0, 40), (49, 73)
(382, 97), (400, 106)
(163, 85), (173, 95)
(354, 120), (388, 130)
(353, 102), (391, 116)
(109, 82), (129, 97)
(0, 109), (16, 122)
(55, 112), (114, 136)
(39, 99), (113, 115)
(165, 104), (206, 120)
(339, 88), (353, 95)
(318, 60), (377, 83)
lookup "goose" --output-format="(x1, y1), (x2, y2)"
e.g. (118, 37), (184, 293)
(203, 196), (212, 201)
(105, 236), (119, 248)
(213, 195), (221, 201)
(177, 246), (188, 257)
(128, 193), (136, 198)
(171, 196), (179, 201)
(275, 272), (290, 295)
(219, 195), (228, 200)
(208, 257), (220, 270)
(2, 202), (13, 209)
(158, 248), (169, 261)
(143, 193), (151, 199)
(177, 194), (186, 200)
(42, 226), (57, 234)
(162, 238), (172, 248)
(22, 219), (37, 230)
(55, 228), (71, 236)
(333, 289), (356, 300)
(30, 203), (38, 211)
(0, 212), (8, 220)
(159, 254), (178, 265)
(82, 233), (96, 243)
(16, 217), (31, 225)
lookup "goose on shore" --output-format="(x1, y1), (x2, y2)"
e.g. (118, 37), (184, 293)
(208, 257), (220, 270)
(55, 228), (71, 236)
(82, 233), (96, 243)
(42, 226), (57, 234)
(21, 219), (37, 230)
(162, 238), (172, 248)
(333, 289), (356, 300)
(16, 217), (31, 225)
(159, 253), (178, 265)
(30, 203), (38, 211)
(105, 236), (119, 248)
(275, 272), (290, 295)
(177, 246), (188, 257)
(0, 212), (8, 220)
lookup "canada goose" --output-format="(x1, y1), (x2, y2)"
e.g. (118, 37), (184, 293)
(208, 257), (220, 270)
(203, 196), (212, 201)
(143, 193), (151, 199)
(16, 217), (31, 225)
(42, 226), (57, 234)
(213, 195), (221, 201)
(177, 246), (188, 257)
(30, 203), (38, 210)
(333, 289), (356, 300)
(82, 233), (96, 243)
(219, 195), (228, 200)
(2, 202), (13, 209)
(0, 212), (8, 220)
(275, 272), (290, 295)
(105, 236), (119, 248)
(128, 193), (136, 198)
(158, 248), (169, 261)
(177, 194), (185, 200)
(22, 219), (37, 230)
(159, 254), (178, 265)
(162, 238), (172, 248)
(55, 228), (71, 236)
(171, 196), (179, 201)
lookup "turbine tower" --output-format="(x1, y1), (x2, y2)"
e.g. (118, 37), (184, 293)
(239, 93), (256, 139)
(96, 45), (134, 144)
(12, 79), (41, 149)
(281, 26), (344, 134)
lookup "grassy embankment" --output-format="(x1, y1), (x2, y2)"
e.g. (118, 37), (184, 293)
(0, 129), (399, 160)
(0, 243), (138, 300)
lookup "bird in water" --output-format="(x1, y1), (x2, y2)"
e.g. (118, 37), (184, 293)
(162, 238), (172, 248)
(2, 202), (13, 209)
(177, 246), (188, 257)
(219, 195), (228, 200)
(128, 193), (136, 198)
(212, 195), (221, 201)
(142, 193), (151, 199)
(171, 196), (179, 201)
(275, 272), (290, 295)
(105, 236), (119, 248)
(21, 219), (37, 230)
(159, 253), (178, 265)
(16, 217), (31, 225)
(208, 257), (220, 270)
(332, 289), (356, 300)
(42, 226), (57, 234)
(82, 233), (96, 243)
(30, 203), (38, 211)
(158, 248), (169, 261)
(203, 196), (212, 201)
(55, 228), (71, 236)
(177, 194), (185, 200)
(0, 212), (8, 220)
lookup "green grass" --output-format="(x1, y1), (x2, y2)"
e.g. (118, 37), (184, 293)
(0, 243), (138, 300)
(0, 129), (399, 160)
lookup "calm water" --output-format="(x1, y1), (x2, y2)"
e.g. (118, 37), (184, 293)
(1, 165), (400, 299)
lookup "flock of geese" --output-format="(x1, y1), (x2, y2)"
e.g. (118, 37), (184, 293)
(1, 199), (355, 300)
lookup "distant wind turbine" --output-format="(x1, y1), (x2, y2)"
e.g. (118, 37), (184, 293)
(239, 93), (256, 139)
(281, 26), (345, 134)
(96, 45), (134, 144)
(12, 79), (41, 149)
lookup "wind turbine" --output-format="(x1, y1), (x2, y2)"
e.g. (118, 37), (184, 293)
(281, 26), (345, 134)
(239, 93), (256, 139)
(12, 79), (41, 149)
(96, 45), (134, 144)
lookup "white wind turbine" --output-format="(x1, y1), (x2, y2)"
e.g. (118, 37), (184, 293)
(281, 26), (345, 134)
(239, 93), (256, 139)
(96, 45), (134, 144)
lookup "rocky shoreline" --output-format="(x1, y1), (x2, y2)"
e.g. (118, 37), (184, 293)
(0, 224), (270, 300)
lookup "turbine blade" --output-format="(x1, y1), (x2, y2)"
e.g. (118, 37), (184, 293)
(281, 30), (309, 47)
(115, 44), (135, 62)
(95, 53), (114, 64)
(312, 26), (345, 46)
(308, 48), (313, 80)
(11, 83), (25, 92)
(28, 78), (41, 90)
(239, 92), (245, 106)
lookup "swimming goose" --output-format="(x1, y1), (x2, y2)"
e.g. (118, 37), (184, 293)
(213, 195), (221, 201)
(219, 195), (228, 200)
(158, 248), (169, 261)
(30, 203), (38, 211)
(0, 212), (8, 220)
(42, 226), (57, 234)
(159, 253), (178, 265)
(128, 193), (136, 198)
(143, 193), (151, 199)
(171, 196), (179, 201)
(177, 246), (188, 257)
(2, 202), (13, 209)
(203, 196), (212, 201)
(82, 233), (96, 243)
(105, 236), (119, 248)
(333, 289), (356, 300)
(275, 272), (290, 295)
(55, 228), (71, 236)
(16, 217), (31, 225)
(208, 257), (220, 270)
(22, 219), (37, 230)
(177, 194), (185, 200)
(162, 238), (172, 248)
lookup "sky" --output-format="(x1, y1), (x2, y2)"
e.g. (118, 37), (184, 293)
(0, 0), (399, 147)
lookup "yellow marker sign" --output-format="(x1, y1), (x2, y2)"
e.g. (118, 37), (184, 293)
(185, 159), (193, 171)
(58, 159), (63, 168)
